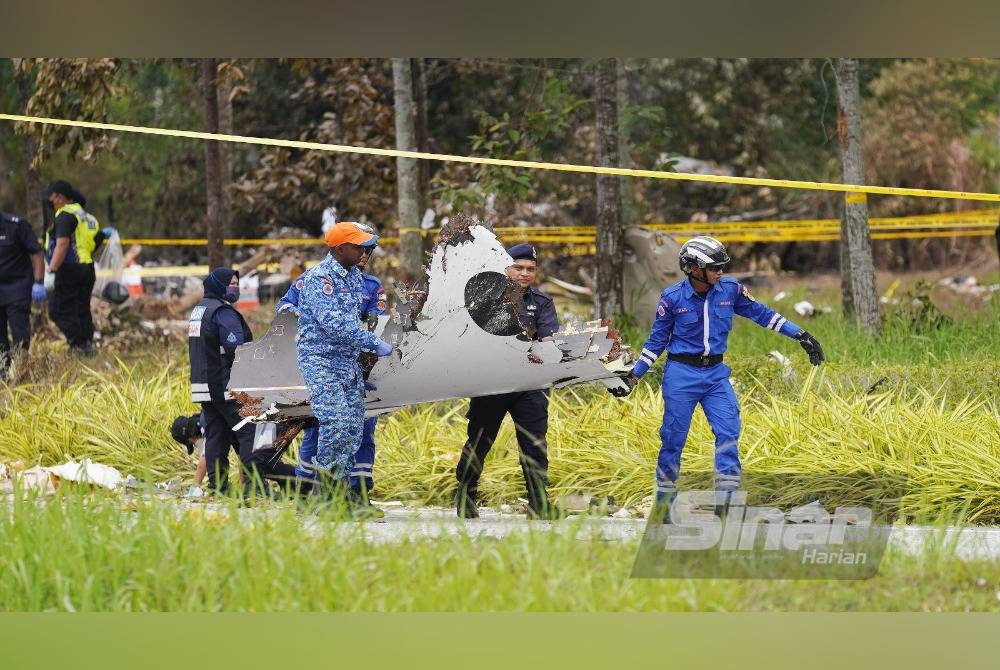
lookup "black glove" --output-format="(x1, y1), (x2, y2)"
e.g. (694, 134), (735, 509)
(608, 372), (639, 397)
(795, 330), (825, 366)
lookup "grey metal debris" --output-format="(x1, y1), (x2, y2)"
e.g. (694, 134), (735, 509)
(229, 220), (632, 422)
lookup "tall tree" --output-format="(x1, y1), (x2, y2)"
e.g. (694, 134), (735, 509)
(217, 61), (236, 242)
(594, 58), (623, 319)
(413, 58), (430, 213)
(616, 59), (637, 230)
(202, 58), (224, 269)
(834, 58), (880, 333)
(393, 58), (422, 280)
(11, 59), (42, 228)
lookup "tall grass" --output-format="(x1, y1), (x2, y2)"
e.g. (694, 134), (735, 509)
(0, 487), (997, 612)
(2, 355), (998, 520)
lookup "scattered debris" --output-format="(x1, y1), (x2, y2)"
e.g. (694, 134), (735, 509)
(6, 459), (123, 494)
(14, 466), (57, 494)
(47, 459), (124, 490)
(773, 290), (788, 302)
(785, 500), (830, 524)
(793, 300), (815, 316)
(768, 350), (791, 367)
(937, 275), (1000, 298)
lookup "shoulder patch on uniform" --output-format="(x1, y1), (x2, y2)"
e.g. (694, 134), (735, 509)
(657, 304), (666, 317)
(741, 284), (756, 302)
(226, 332), (238, 344)
(295, 279), (304, 290)
(321, 276), (335, 296)
(376, 288), (387, 312)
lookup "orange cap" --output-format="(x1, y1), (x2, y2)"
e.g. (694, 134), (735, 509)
(324, 221), (379, 248)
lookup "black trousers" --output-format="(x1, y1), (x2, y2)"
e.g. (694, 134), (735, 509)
(48, 263), (95, 349)
(201, 399), (299, 495)
(0, 295), (30, 375)
(456, 390), (550, 498)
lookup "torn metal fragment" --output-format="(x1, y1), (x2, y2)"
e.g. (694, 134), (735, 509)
(229, 220), (634, 421)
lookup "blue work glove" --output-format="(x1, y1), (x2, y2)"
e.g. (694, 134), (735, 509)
(31, 282), (47, 303)
(102, 227), (116, 238)
(364, 380), (377, 392)
(375, 340), (393, 357)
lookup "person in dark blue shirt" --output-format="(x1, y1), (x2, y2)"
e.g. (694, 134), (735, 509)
(188, 267), (299, 497)
(610, 236), (824, 521)
(0, 211), (45, 382)
(455, 243), (563, 520)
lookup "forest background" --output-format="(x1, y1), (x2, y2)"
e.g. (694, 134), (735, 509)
(1, 57), (998, 277)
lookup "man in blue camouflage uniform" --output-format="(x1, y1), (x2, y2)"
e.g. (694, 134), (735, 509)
(296, 222), (393, 515)
(455, 243), (565, 520)
(610, 236), (825, 521)
(278, 248), (387, 494)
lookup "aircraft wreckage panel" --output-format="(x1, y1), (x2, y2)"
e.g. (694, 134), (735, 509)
(229, 222), (631, 421)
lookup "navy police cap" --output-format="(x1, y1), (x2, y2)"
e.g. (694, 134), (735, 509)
(507, 243), (537, 261)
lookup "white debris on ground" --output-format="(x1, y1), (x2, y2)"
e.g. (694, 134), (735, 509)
(793, 300), (814, 316)
(937, 275), (1000, 298)
(1, 459), (124, 494)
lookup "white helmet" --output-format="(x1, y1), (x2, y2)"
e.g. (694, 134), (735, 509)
(679, 236), (730, 274)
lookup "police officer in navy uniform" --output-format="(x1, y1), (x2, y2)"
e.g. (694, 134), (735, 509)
(455, 243), (564, 520)
(610, 236), (825, 521)
(43, 180), (113, 355)
(189, 267), (298, 497)
(0, 211), (46, 382)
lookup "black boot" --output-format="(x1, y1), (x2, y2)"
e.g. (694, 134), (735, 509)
(349, 482), (385, 520)
(455, 484), (479, 519)
(526, 479), (564, 521)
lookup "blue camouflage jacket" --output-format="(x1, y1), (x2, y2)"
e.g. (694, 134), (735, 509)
(278, 269), (386, 318)
(632, 277), (801, 377)
(296, 254), (383, 367)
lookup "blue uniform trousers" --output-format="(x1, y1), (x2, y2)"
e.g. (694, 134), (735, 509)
(656, 361), (742, 501)
(298, 356), (365, 480)
(296, 417), (377, 488)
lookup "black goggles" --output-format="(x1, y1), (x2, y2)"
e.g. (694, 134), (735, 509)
(704, 262), (728, 272)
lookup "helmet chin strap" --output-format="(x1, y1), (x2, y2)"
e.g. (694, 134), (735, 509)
(688, 266), (711, 291)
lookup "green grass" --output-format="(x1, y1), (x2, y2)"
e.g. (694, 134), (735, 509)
(0, 488), (997, 612)
(0, 280), (997, 613)
(3, 329), (998, 520)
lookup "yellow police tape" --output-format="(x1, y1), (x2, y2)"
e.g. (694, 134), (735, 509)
(4, 113), (1000, 203)
(120, 209), (999, 253)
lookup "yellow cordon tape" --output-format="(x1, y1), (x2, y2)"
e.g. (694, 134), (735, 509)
(4, 113), (1000, 202)
(121, 209), (998, 251)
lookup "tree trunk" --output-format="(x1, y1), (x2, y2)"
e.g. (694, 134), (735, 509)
(12, 60), (43, 231)
(393, 58), (422, 281)
(202, 59), (224, 269)
(413, 58), (430, 215)
(834, 58), (880, 333)
(594, 58), (624, 319)
(217, 69), (234, 243)
(617, 59), (637, 230)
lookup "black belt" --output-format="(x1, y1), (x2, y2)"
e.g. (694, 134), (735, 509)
(668, 353), (724, 367)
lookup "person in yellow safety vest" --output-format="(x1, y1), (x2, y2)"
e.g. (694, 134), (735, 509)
(43, 180), (114, 356)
